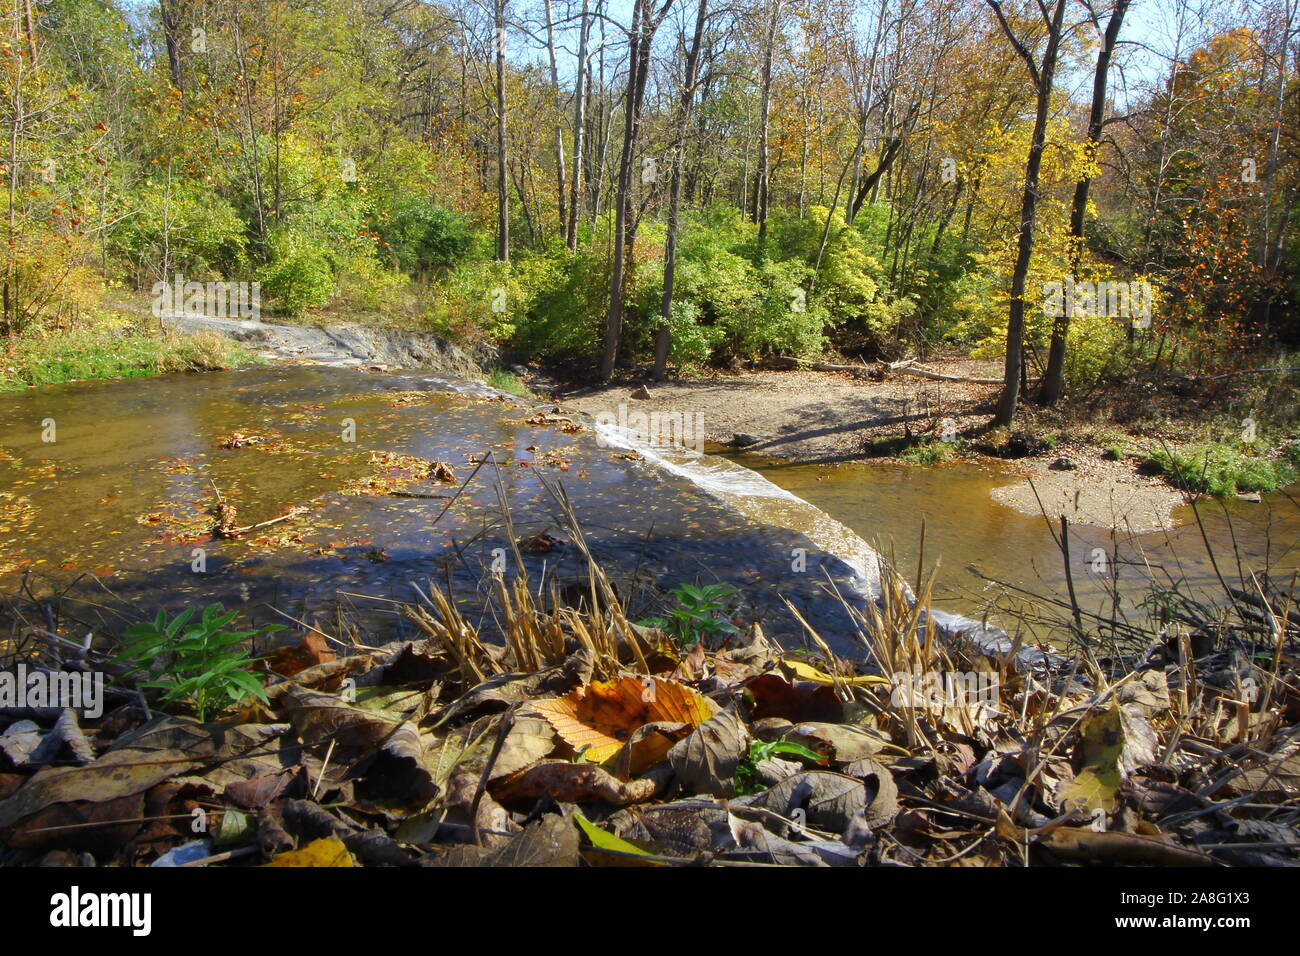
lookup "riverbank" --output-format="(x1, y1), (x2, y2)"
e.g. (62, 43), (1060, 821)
(557, 360), (1299, 532)
(2, 545), (1296, 868)
(0, 314), (258, 392)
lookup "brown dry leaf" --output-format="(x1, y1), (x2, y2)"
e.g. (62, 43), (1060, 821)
(432, 648), (594, 728)
(668, 708), (749, 797)
(1233, 750), (1300, 800)
(0, 717), (218, 851)
(751, 771), (868, 834)
(356, 721), (441, 807)
(532, 675), (717, 764)
(840, 757), (899, 829)
(745, 673), (843, 723)
(0, 721), (44, 768)
(1037, 827), (1213, 867)
(785, 722), (890, 763)
(488, 714), (557, 781)
(491, 760), (657, 806)
(266, 656), (374, 699)
(281, 686), (399, 756)
(423, 813), (581, 867)
(188, 723), (295, 791)
(264, 836), (354, 867)
(224, 766), (303, 809)
(1116, 670), (1170, 718)
(1057, 704), (1125, 813)
(610, 721), (691, 779)
(265, 633), (337, 678)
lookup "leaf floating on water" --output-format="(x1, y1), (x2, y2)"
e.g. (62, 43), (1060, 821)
(217, 432), (269, 450)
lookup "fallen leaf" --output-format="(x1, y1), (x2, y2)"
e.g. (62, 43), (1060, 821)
(668, 708), (749, 797)
(533, 676), (717, 764)
(492, 760), (657, 805)
(264, 836), (354, 867)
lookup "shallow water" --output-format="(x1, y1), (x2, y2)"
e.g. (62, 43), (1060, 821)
(0, 367), (876, 655)
(715, 451), (1300, 636)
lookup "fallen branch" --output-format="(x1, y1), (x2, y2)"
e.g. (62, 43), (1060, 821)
(778, 355), (1028, 386)
(1174, 366), (1300, 382)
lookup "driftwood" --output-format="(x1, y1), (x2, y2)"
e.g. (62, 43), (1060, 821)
(779, 355), (1031, 386)
(1174, 366), (1300, 383)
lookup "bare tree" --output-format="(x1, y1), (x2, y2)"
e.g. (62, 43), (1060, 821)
(598, 0), (676, 380)
(654, 0), (710, 378)
(986, 0), (1069, 427)
(1038, 0), (1132, 406)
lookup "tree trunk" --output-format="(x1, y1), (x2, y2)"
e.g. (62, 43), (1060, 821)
(654, 0), (709, 379)
(495, 0), (510, 262)
(543, 0), (568, 238)
(566, 0), (590, 248)
(1038, 0), (1129, 407)
(599, 0), (671, 380)
(988, 0), (1066, 428)
(160, 0), (184, 96)
(753, 0), (779, 253)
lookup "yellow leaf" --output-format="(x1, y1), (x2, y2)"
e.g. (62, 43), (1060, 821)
(532, 676), (717, 764)
(1058, 704), (1124, 813)
(782, 659), (890, 687)
(263, 837), (353, 867)
(574, 811), (662, 866)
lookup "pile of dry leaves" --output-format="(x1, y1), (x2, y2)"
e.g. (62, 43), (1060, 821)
(1, 553), (1297, 868)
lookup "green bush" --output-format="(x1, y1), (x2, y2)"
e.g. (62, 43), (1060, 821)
(379, 199), (475, 274)
(1143, 445), (1297, 497)
(258, 229), (336, 315)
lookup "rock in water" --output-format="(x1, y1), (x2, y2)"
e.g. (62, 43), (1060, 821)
(726, 433), (763, 448)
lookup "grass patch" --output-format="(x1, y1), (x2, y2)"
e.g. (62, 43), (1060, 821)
(1143, 444), (1298, 497)
(0, 325), (259, 391)
(896, 440), (958, 466)
(487, 367), (529, 396)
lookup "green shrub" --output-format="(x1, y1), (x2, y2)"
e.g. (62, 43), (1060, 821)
(1143, 445), (1297, 497)
(379, 199), (475, 274)
(259, 229), (336, 315)
(487, 367), (529, 395)
(896, 440), (958, 466)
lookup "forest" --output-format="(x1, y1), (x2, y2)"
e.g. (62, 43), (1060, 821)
(0, 0), (1296, 426)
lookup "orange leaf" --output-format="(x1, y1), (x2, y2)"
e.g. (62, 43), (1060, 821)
(532, 677), (717, 764)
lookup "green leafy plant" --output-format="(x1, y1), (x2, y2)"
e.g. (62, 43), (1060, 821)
(896, 439), (958, 466)
(638, 583), (740, 646)
(1142, 445), (1297, 497)
(114, 604), (284, 721)
(735, 737), (828, 795)
(487, 367), (529, 395)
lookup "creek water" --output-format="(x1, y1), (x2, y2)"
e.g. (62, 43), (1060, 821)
(715, 451), (1300, 637)
(0, 367), (875, 655)
(1, 365), (1294, 654)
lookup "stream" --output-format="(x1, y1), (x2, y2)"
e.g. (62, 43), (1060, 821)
(1, 363), (1294, 656)
(0, 366), (877, 656)
(717, 451), (1300, 638)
